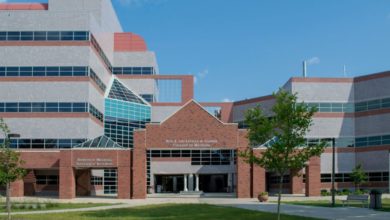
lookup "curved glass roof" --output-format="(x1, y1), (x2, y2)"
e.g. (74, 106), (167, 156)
(72, 135), (123, 149)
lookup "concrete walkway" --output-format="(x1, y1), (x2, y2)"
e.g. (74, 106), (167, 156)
(1, 197), (390, 220)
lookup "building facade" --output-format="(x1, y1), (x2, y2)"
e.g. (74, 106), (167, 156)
(0, 0), (388, 199)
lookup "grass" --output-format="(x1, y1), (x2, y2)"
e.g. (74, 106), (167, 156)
(283, 198), (390, 212)
(0, 203), (322, 220)
(0, 202), (111, 213)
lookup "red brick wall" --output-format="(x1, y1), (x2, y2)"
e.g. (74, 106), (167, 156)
(133, 131), (147, 199)
(305, 156), (321, 196)
(10, 179), (24, 197)
(290, 169), (304, 194)
(20, 151), (60, 168)
(59, 150), (75, 199)
(236, 130), (251, 198)
(145, 101), (239, 149)
(117, 150), (132, 199)
(252, 150), (266, 197)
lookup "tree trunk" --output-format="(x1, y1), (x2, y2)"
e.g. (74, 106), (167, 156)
(6, 182), (11, 220)
(277, 175), (284, 220)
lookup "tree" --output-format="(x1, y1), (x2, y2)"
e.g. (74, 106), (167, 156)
(0, 118), (26, 220)
(240, 89), (326, 220)
(350, 164), (367, 192)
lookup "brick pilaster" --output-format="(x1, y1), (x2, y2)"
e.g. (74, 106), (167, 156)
(10, 179), (24, 197)
(117, 150), (131, 199)
(305, 156), (321, 197)
(252, 150), (266, 197)
(59, 150), (75, 199)
(237, 130), (251, 198)
(132, 131), (147, 199)
(290, 169), (304, 194)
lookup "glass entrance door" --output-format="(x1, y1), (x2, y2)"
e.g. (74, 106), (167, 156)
(154, 175), (184, 193)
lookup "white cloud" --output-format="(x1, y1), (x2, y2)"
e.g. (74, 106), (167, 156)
(306, 57), (320, 65)
(222, 98), (233, 102)
(0, 0), (8, 3)
(193, 69), (208, 85)
(198, 69), (208, 79)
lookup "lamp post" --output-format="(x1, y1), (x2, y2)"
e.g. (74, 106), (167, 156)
(331, 138), (336, 207)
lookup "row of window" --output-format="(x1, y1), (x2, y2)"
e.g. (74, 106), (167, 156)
(234, 134), (390, 148)
(0, 102), (89, 113)
(112, 67), (155, 75)
(0, 139), (87, 149)
(299, 135), (390, 148)
(321, 172), (389, 183)
(306, 103), (354, 113)
(36, 175), (59, 185)
(89, 69), (106, 92)
(89, 104), (104, 123)
(355, 135), (390, 147)
(148, 149), (237, 166)
(355, 98), (390, 112)
(0, 102), (103, 123)
(0, 66), (106, 93)
(0, 66), (89, 77)
(90, 35), (112, 72)
(0, 31), (90, 41)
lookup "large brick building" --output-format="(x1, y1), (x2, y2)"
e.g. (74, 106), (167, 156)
(0, 0), (389, 199)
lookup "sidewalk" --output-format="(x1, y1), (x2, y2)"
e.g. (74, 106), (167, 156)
(1, 197), (390, 220)
(206, 198), (390, 220)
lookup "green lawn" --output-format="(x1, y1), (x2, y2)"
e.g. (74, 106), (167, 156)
(283, 198), (390, 212)
(0, 202), (111, 213)
(2, 204), (322, 220)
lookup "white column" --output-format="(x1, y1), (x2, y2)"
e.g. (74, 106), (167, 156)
(227, 173), (233, 192)
(183, 174), (188, 192)
(173, 176), (177, 192)
(188, 174), (194, 191)
(195, 174), (199, 191)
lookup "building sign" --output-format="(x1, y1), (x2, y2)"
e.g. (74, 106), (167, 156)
(165, 139), (218, 148)
(75, 158), (114, 167)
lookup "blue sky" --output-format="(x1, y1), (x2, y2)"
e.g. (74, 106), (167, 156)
(5, 0), (390, 102)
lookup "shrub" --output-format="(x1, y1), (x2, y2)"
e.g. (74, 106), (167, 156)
(320, 189), (330, 196)
(342, 189), (351, 195)
(258, 192), (268, 196)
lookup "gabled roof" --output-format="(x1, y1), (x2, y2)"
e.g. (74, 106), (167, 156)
(73, 135), (123, 149)
(160, 99), (226, 126)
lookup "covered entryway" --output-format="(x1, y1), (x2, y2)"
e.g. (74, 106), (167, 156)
(199, 174), (228, 193)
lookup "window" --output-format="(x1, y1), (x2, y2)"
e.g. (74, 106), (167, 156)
(91, 176), (103, 185)
(321, 172), (388, 183)
(0, 31), (89, 42)
(112, 67), (155, 75)
(36, 175), (58, 185)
